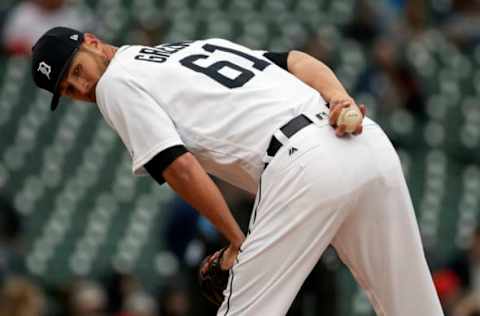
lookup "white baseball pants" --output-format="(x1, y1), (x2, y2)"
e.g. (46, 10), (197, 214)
(217, 120), (444, 316)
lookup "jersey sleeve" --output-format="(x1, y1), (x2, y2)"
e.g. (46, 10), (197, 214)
(144, 145), (188, 185)
(96, 71), (185, 176)
(263, 51), (289, 71)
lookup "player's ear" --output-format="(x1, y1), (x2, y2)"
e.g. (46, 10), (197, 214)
(83, 33), (100, 49)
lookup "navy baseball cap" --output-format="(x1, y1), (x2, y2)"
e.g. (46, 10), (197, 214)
(32, 27), (84, 111)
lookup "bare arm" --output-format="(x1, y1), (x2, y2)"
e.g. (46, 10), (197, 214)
(162, 152), (245, 251)
(287, 50), (366, 135)
(287, 50), (352, 103)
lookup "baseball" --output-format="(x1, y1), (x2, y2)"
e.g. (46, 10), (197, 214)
(336, 106), (362, 133)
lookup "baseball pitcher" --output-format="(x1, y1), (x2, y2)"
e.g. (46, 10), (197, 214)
(31, 27), (444, 316)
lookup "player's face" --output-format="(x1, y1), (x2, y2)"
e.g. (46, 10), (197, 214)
(58, 45), (108, 103)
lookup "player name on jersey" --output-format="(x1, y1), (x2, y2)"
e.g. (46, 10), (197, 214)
(134, 41), (193, 64)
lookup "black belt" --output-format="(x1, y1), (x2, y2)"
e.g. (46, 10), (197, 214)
(264, 114), (314, 169)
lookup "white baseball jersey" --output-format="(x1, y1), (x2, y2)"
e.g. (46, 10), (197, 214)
(95, 38), (329, 193)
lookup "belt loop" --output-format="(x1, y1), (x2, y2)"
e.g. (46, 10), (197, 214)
(262, 130), (289, 165)
(304, 111), (329, 128)
(273, 129), (289, 145)
(262, 129), (290, 165)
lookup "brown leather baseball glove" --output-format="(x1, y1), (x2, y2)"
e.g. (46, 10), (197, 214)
(198, 248), (230, 306)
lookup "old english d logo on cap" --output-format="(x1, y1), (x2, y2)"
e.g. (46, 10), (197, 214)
(37, 61), (52, 80)
(31, 27), (85, 111)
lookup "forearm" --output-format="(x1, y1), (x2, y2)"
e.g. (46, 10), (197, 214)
(287, 50), (352, 103)
(163, 153), (245, 249)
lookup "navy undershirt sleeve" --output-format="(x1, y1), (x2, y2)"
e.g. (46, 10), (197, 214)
(144, 145), (188, 185)
(263, 51), (289, 71)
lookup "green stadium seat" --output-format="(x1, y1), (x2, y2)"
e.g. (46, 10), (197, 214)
(424, 121), (446, 147)
(293, 0), (321, 16)
(389, 108), (415, 136)
(474, 44), (480, 63)
(4, 147), (25, 171)
(204, 14), (235, 39)
(227, 1), (257, 14)
(153, 251), (179, 277)
(195, 0), (222, 12)
(329, 0), (354, 25)
(454, 165), (480, 249)
(163, 0), (189, 11)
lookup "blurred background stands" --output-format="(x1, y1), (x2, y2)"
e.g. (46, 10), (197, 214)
(0, 0), (479, 316)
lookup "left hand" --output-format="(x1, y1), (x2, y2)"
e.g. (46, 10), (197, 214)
(219, 244), (240, 270)
(200, 244), (240, 274)
(328, 98), (367, 137)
